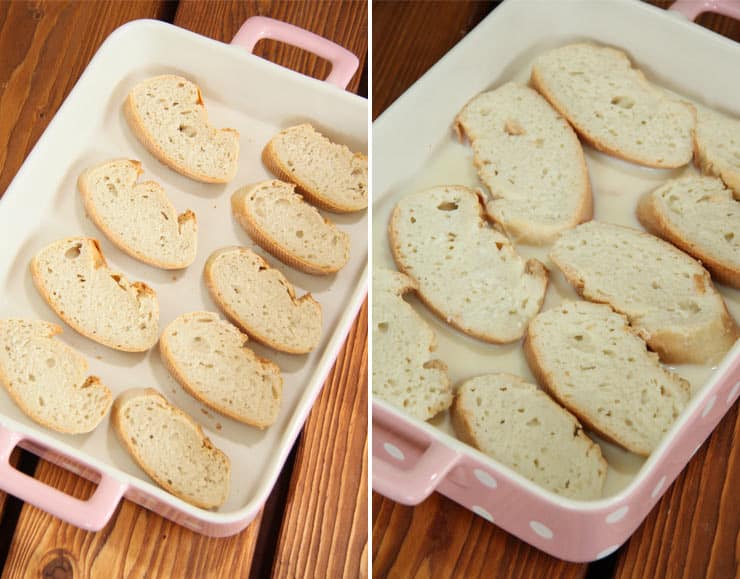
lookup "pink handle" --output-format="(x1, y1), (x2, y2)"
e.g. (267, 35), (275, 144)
(231, 16), (360, 90)
(373, 441), (460, 506)
(0, 427), (126, 531)
(670, 0), (740, 21)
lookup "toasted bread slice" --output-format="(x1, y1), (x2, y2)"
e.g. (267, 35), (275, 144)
(637, 175), (739, 288)
(524, 301), (691, 456)
(452, 373), (607, 499)
(124, 75), (239, 183)
(31, 238), (159, 352)
(262, 124), (367, 213)
(693, 105), (740, 197)
(159, 312), (283, 428)
(531, 43), (694, 168)
(78, 159), (197, 270)
(372, 268), (452, 420)
(231, 180), (350, 275)
(112, 388), (230, 509)
(550, 222), (738, 364)
(389, 186), (548, 343)
(204, 247), (321, 354)
(455, 82), (592, 244)
(0, 319), (112, 434)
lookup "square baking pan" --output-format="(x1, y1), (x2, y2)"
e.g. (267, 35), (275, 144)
(371, 0), (739, 562)
(0, 16), (367, 537)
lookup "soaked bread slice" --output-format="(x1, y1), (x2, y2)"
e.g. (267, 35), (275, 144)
(262, 124), (368, 213)
(455, 82), (592, 244)
(372, 268), (452, 420)
(31, 237), (159, 352)
(389, 186), (548, 343)
(231, 180), (350, 275)
(0, 319), (112, 434)
(160, 312), (282, 429)
(524, 301), (691, 456)
(452, 373), (607, 499)
(78, 159), (197, 270)
(204, 247), (321, 354)
(124, 75), (239, 183)
(531, 43), (694, 168)
(637, 175), (739, 288)
(112, 388), (230, 509)
(551, 221), (737, 364)
(693, 105), (740, 197)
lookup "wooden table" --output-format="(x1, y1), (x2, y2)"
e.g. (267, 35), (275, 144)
(0, 2), (367, 577)
(372, 2), (740, 578)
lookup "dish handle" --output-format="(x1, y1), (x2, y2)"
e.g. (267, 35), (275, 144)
(0, 426), (127, 532)
(373, 436), (460, 506)
(670, 0), (740, 21)
(230, 16), (360, 90)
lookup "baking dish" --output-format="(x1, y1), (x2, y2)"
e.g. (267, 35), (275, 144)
(0, 16), (367, 536)
(371, 0), (739, 562)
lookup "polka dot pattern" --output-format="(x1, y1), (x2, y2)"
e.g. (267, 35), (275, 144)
(383, 442), (404, 461)
(472, 505), (494, 523)
(473, 469), (498, 489)
(529, 520), (553, 539)
(606, 505), (629, 524)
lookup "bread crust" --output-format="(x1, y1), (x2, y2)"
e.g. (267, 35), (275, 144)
(78, 159), (198, 270)
(111, 388), (230, 509)
(124, 75), (239, 184)
(388, 187), (548, 343)
(30, 237), (159, 352)
(231, 182), (349, 276)
(204, 247), (321, 354)
(692, 107), (740, 198)
(636, 188), (739, 289)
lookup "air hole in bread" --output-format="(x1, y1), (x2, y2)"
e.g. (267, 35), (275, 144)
(377, 322), (388, 332)
(46, 358), (56, 368)
(296, 230), (304, 238)
(65, 244), (82, 259)
(610, 95), (635, 109)
(437, 201), (458, 211)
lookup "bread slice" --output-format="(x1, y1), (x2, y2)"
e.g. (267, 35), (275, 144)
(551, 221), (738, 364)
(112, 388), (230, 509)
(531, 43), (694, 168)
(455, 82), (592, 244)
(78, 159), (197, 270)
(262, 124), (368, 213)
(372, 268), (452, 420)
(204, 247), (321, 354)
(693, 105), (740, 197)
(452, 373), (607, 499)
(231, 180), (350, 275)
(524, 301), (691, 456)
(160, 312), (282, 428)
(0, 319), (112, 434)
(124, 75), (239, 183)
(637, 176), (739, 288)
(31, 238), (159, 352)
(389, 186), (548, 343)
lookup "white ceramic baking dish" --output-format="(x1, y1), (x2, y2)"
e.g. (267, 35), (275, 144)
(372, 0), (739, 562)
(0, 16), (367, 537)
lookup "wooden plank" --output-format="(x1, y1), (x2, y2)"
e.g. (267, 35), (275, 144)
(372, 0), (493, 120)
(175, 0), (368, 93)
(612, 406), (739, 579)
(271, 301), (368, 579)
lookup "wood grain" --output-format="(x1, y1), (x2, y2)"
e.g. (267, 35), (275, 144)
(371, 1), (739, 577)
(175, 0), (368, 94)
(271, 301), (368, 579)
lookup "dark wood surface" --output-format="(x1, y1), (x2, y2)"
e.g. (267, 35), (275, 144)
(0, 2), (367, 577)
(371, 1), (740, 578)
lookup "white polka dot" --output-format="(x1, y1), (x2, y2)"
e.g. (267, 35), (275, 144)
(472, 505), (494, 523)
(606, 505), (629, 524)
(701, 395), (717, 418)
(529, 520), (553, 539)
(474, 469), (498, 488)
(383, 442), (404, 461)
(651, 476), (666, 499)
(596, 545), (620, 559)
(727, 381), (740, 405)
